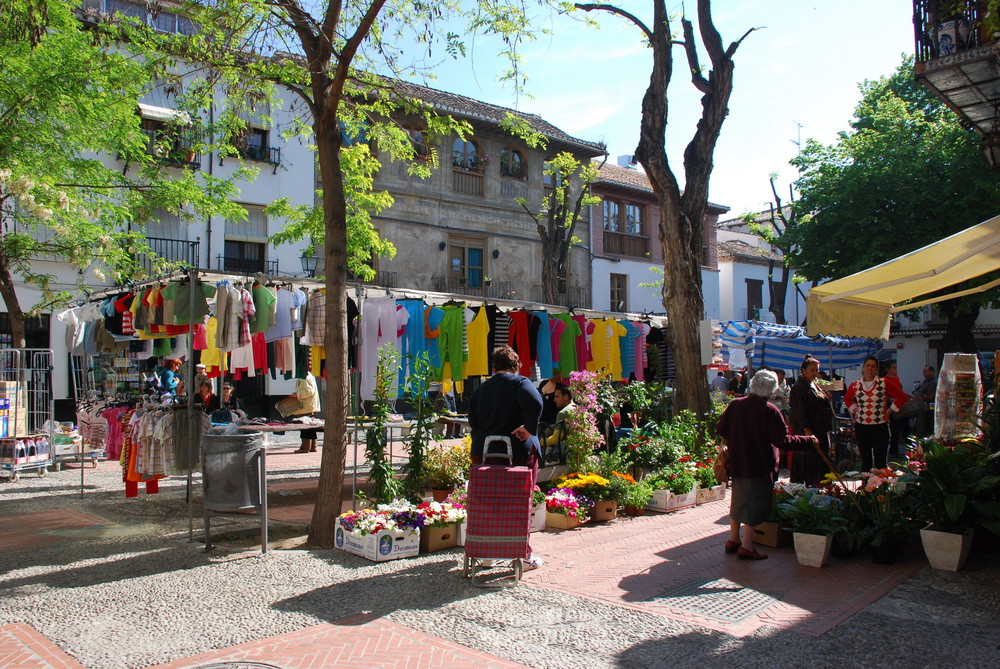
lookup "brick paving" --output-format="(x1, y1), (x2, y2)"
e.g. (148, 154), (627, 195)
(148, 616), (531, 669)
(0, 624), (85, 669)
(524, 493), (923, 637)
(0, 509), (109, 554)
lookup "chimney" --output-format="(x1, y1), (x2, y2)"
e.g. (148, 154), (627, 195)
(617, 154), (637, 169)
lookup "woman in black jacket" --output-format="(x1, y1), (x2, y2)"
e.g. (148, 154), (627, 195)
(789, 356), (834, 486)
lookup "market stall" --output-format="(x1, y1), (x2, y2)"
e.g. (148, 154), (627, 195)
(718, 320), (882, 373)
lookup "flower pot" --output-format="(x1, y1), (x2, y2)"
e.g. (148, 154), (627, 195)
(793, 532), (833, 567)
(431, 488), (453, 502)
(623, 505), (645, 516)
(456, 521), (466, 546)
(546, 511), (584, 530)
(590, 500), (617, 522)
(529, 502), (546, 533)
(920, 525), (974, 572)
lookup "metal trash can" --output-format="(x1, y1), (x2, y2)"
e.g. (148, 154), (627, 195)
(203, 429), (262, 511)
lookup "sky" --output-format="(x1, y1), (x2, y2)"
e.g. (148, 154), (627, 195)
(400, 1), (916, 218)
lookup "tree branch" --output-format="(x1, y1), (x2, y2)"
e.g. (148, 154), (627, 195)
(681, 18), (709, 93)
(575, 4), (652, 41)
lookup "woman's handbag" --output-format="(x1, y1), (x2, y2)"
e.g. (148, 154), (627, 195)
(713, 442), (730, 483)
(895, 396), (927, 419)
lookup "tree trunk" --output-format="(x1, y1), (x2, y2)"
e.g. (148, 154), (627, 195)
(938, 299), (980, 354)
(541, 239), (558, 305)
(308, 117), (351, 549)
(767, 259), (789, 325)
(0, 256), (27, 349)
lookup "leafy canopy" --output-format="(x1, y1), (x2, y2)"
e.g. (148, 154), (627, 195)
(786, 56), (1000, 289)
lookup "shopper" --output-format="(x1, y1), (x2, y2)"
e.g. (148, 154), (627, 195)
(914, 366), (937, 437)
(195, 380), (219, 413)
(716, 369), (818, 561)
(286, 374), (322, 453)
(844, 356), (909, 471)
(469, 345), (544, 569)
(789, 356), (833, 486)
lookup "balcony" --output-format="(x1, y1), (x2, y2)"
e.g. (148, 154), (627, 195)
(432, 276), (514, 299)
(217, 256), (279, 275)
(452, 169), (484, 196)
(136, 237), (200, 274)
(532, 285), (592, 309)
(238, 144), (281, 166)
(913, 1), (999, 137)
(603, 230), (650, 258)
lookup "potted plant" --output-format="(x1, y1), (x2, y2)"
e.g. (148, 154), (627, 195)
(855, 468), (915, 564)
(756, 482), (807, 548)
(903, 439), (1000, 571)
(621, 478), (655, 515)
(544, 487), (592, 530)
(422, 438), (471, 500)
(778, 489), (846, 567)
(551, 472), (616, 520)
(530, 486), (547, 532)
(929, 0), (972, 57)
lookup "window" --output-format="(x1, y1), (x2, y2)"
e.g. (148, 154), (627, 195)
(602, 198), (649, 257)
(624, 204), (643, 235)
(610, 274), (628, 312)
(145, 208), (184, 240)
(746, 278), (763, 319)
(223, 240), (265, 273)
(452, 138), (481, 172)
(448, 237), (485, 288)
(239, 128), (278, 164)
(140, 118), (191, 162)
(500, 148), (525, 179)
(225, 204), (268, 240)
(603, 201), (621, 232)
(96, 1), (197, 34)
(406, 127), (429, 159)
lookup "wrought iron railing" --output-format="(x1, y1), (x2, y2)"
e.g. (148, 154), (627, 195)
(217, 256), (279, 275)
(136, 237), (200, 274)
(432, 276), (514, 299)
(239, 144), (281, 165)
(603, 230), (650, 258)
(532, 285), (591, 309)
(913, 0), (982, 62)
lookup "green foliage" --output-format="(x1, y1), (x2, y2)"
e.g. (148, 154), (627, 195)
(788, 56), (1000, 314)
(778, 490), (847, 536)
(620, 478), (655, 508)
(903, 439), (1000, 534)
(0, 0), (249, 326)
(365, 347), (403, 504)
(422, 438), (471, 490)
(399, 354), (437, 502)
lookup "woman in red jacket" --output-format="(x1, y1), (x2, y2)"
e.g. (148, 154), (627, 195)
(844, 357), (909, 471)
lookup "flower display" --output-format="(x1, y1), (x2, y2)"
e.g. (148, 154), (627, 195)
(564, 371), (606, 472)
(338, 500), (426, 535)
(544, 487), (593, 520)
(415, 501), (467, 527)
(444, 485), (468, 507)
(551, 472), (611, 500)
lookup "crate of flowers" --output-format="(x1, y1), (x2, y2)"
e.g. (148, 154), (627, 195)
(643, 466), (698, 512)
(544, 487), (592, 530)
(416, 500), (467, 552)
(335, 501), (424, 562)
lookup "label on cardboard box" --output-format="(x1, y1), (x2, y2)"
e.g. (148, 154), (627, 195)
(334, 519), (419, 562)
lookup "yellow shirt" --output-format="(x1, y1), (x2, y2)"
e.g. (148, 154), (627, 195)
(464, 307), (490, 377)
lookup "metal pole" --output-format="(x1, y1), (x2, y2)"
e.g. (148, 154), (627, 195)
(260, 443), (268, 555)
(186, 268), (197, 542)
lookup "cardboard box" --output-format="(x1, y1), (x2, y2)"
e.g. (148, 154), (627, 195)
(545, 511), (584, 530)
(420, 523), (459, 553)
(754, 521), (792, 548)
(645, 488), (674, 513)
(334, 519), (419, 562)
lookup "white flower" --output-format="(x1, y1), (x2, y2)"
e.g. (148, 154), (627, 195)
(92, 269), (105, 282)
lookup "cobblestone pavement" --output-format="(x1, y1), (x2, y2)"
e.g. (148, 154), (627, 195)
(0, 435), (998, 668)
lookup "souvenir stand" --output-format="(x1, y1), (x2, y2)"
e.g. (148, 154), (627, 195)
(934, 352), (982, 440)
(0, 348), (55, 483)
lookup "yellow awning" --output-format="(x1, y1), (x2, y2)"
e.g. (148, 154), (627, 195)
(807, 214), (1000, 339)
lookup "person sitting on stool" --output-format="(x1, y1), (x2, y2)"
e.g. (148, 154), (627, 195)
(542, 386), (574, 465)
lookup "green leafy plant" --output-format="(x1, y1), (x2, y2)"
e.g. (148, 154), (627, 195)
(778, 490), (847, 536)
(422, 437), (471, 490)
(903, 439), (1000, 534)
(399, 353), (436, 502)
(365, 347), (402, 504)
(620, 478), (655, 509)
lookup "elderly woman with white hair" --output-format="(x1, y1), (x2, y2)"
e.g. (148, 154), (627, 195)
(716, 369), (819, 560)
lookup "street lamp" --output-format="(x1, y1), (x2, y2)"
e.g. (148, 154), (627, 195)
(300, 251), (319, 277)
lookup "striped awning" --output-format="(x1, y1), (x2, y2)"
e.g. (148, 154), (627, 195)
(719, 320), (882, 373)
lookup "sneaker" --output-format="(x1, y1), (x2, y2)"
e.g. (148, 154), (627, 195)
(523, 555), (544, 571)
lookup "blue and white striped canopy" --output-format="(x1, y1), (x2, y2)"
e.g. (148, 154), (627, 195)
(719, 320), (882, 373)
